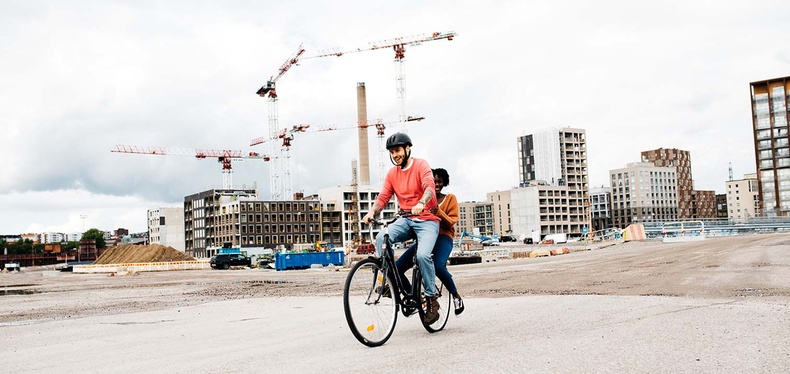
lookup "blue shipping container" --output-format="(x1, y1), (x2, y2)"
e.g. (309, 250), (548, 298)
(274, 252), (344, 271)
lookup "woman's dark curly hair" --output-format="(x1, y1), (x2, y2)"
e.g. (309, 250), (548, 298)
(432, 168), (449, 186)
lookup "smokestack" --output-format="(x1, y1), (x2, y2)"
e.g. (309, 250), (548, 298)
(357, 82), (371, 186)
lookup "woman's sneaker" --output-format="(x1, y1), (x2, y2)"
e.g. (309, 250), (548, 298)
(453, 296), (465, 315)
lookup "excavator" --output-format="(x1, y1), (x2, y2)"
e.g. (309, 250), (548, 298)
(457, 230), (498, 247)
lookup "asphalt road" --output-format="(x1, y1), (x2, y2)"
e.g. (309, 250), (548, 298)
(2, 294), (788, 373)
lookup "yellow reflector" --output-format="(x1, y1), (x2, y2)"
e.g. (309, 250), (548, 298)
(367, 325), (375, 332)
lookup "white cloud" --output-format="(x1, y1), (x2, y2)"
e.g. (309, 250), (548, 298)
(2, 0), (788, 233)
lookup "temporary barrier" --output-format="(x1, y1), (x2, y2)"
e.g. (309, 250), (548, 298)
(274, 252), (345, 271)
(73, 261), (211, 273)
(623, 224), (646, 242)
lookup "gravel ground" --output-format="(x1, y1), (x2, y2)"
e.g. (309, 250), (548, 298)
(2, 233), (790, 324)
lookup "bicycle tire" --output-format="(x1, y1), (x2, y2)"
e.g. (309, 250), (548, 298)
(343, 258), (398, 347)
(414, 268), (452, 333)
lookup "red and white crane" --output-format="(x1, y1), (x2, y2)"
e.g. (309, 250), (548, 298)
(304, 31), (455, 132)
(255, 45), (306, 201)
(250, 116), (424, 185)
(111, 145), (270, 190)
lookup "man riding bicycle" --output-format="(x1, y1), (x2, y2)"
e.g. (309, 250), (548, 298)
(362, 132), (442, 325)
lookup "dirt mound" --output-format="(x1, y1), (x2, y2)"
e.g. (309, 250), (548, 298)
(94, 244), (195, 264)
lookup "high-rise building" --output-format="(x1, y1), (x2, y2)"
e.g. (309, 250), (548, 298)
(516, 128), (590, 236)
(609, 162), (678, 228)
(750, 76), (790, 217)
(726, 173), (759, 222)
(641, 147), (716, 219)
(641, 148), (692, 217)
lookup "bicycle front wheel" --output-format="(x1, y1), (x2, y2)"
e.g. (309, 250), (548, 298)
(415, 268), (452, 333)
(343, 258), (398, 347)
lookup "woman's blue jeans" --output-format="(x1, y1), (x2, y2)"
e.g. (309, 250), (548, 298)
(394, 234), (457, 296)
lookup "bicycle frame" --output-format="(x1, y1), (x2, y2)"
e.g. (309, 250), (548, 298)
(370, 215), (420, 316)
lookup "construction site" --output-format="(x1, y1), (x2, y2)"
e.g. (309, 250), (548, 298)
(110, 32), (456, 262)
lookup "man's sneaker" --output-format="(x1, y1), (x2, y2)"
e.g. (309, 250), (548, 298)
(423, 296), (440, 325)
(453, 296), (465, 316)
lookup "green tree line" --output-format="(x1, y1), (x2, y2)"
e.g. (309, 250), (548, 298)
(0, 228), (107, 255)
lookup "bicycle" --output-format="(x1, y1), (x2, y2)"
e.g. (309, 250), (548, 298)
(343, 212), (452, 347)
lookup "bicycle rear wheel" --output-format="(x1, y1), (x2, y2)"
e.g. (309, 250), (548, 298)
(414, 268), (452, 333)
(343, 258), (398, 347)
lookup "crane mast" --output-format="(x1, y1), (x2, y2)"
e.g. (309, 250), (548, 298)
(256, 45), (305, 200)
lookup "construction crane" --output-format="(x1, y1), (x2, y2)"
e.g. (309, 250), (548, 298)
(111, 145), (270, 189)
(251, 116), (424, 185)
(256, 45), (306, 201)
(304, 31), (455, 132)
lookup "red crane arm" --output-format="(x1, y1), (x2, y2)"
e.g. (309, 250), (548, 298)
(303, 31), (456, 59)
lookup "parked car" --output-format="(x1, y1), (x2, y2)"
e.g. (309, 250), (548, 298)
(210, 254), (252, 269)
(356, 243), (376, 255)
(499, 235), (517, 242)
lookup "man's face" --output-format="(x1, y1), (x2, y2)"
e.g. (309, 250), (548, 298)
(389, 146), (409, 166)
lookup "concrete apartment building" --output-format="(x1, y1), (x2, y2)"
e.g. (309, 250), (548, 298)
(590, 186), (612, 231)
(516, 128), (590, 238)
(213, 198), (322, 254)
(457, 201), (494, 240)
(486, 190), (512, 237)
(147, 207), (185, 252)
(183, 188), (257, 257)
(750, 76), (790, 217)
(609, 162), (678, 228)
(318, 184), (397, 247)
(726, 173), (759, 222)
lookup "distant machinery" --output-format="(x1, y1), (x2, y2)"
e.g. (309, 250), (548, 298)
(111, 145), (270, 189)
(255, 45), (306, 201)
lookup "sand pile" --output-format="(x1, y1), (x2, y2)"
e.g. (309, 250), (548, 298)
(94, 244), (195, 264)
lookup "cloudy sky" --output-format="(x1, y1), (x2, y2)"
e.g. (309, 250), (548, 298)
(2, 1), (789, 234)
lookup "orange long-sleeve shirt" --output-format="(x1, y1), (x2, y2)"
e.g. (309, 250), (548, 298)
(375, 158), (439, 222)
(435, 193), (459, 238)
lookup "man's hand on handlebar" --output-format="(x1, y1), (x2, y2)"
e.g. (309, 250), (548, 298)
(411, 202), (425, 216)
(362, 211), (375, 225)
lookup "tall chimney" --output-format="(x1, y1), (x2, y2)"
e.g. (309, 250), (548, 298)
(357, 82), (371, 186)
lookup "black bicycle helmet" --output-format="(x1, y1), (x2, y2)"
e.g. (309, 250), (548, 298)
(386, 132), (412, 150)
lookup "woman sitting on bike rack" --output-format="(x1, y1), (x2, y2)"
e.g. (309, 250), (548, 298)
(362, 132), (442, 325)
(394, 168), (465, 315)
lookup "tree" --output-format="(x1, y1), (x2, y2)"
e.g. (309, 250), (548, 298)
(81, 228), (107, 249)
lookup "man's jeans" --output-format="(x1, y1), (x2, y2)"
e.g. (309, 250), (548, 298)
(375, 218), (439, 297)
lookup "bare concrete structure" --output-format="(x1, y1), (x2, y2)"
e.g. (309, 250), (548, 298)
(357, 83), (370, 186)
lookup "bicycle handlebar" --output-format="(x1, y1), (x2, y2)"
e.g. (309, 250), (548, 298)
(369, 210), (415, 227)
